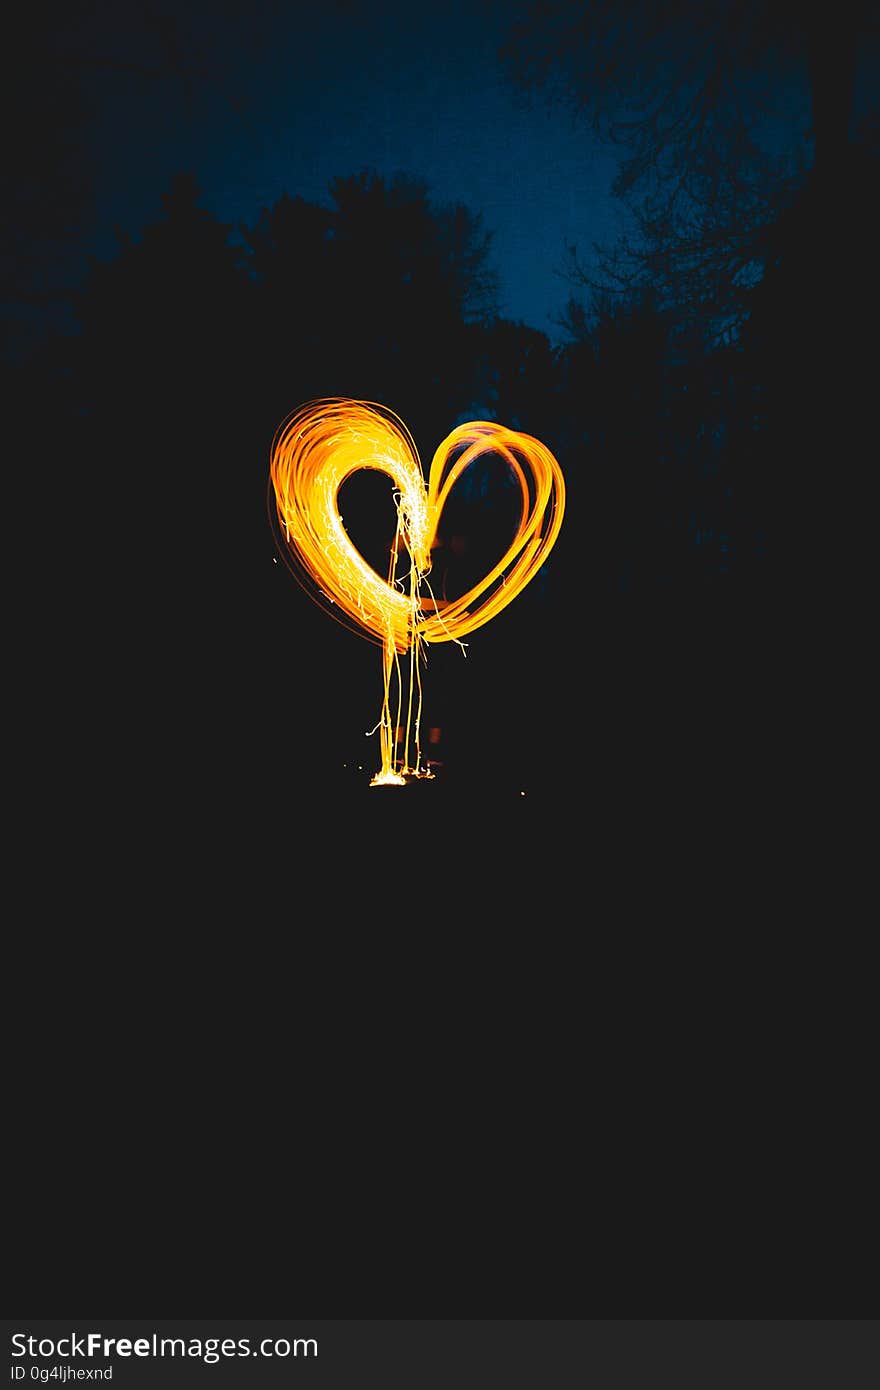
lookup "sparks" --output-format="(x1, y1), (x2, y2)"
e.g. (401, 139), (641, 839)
(268, 397), (565, 785)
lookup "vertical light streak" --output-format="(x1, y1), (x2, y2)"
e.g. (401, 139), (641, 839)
(268, 398), (565, 785)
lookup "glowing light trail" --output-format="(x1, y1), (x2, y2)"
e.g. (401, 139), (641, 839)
(268, 397), (565, 785)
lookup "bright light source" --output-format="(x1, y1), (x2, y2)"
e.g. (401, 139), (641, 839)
(269, 397), (565, 785)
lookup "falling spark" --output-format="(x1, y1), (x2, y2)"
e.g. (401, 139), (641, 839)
(268, 397), (565, 785)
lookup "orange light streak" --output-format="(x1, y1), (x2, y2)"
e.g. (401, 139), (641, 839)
(268, 397), (565, 785)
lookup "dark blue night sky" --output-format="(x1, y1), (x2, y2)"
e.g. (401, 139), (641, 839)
(57, 0), (626, 343)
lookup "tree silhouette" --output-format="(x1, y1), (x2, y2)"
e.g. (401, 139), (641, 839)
(498, 0), (880, 782)
(481, 320), (562, 439)
(498, 0), (878, 340)
(243, 170), (498, 449)
(60, 166), (516, 796)
(3, 0), (281, 362)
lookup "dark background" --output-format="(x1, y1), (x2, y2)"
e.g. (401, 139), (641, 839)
(6, 0), (877, 1319)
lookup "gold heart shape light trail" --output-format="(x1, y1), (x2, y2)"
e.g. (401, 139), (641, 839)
(268, 397), (565, 786)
